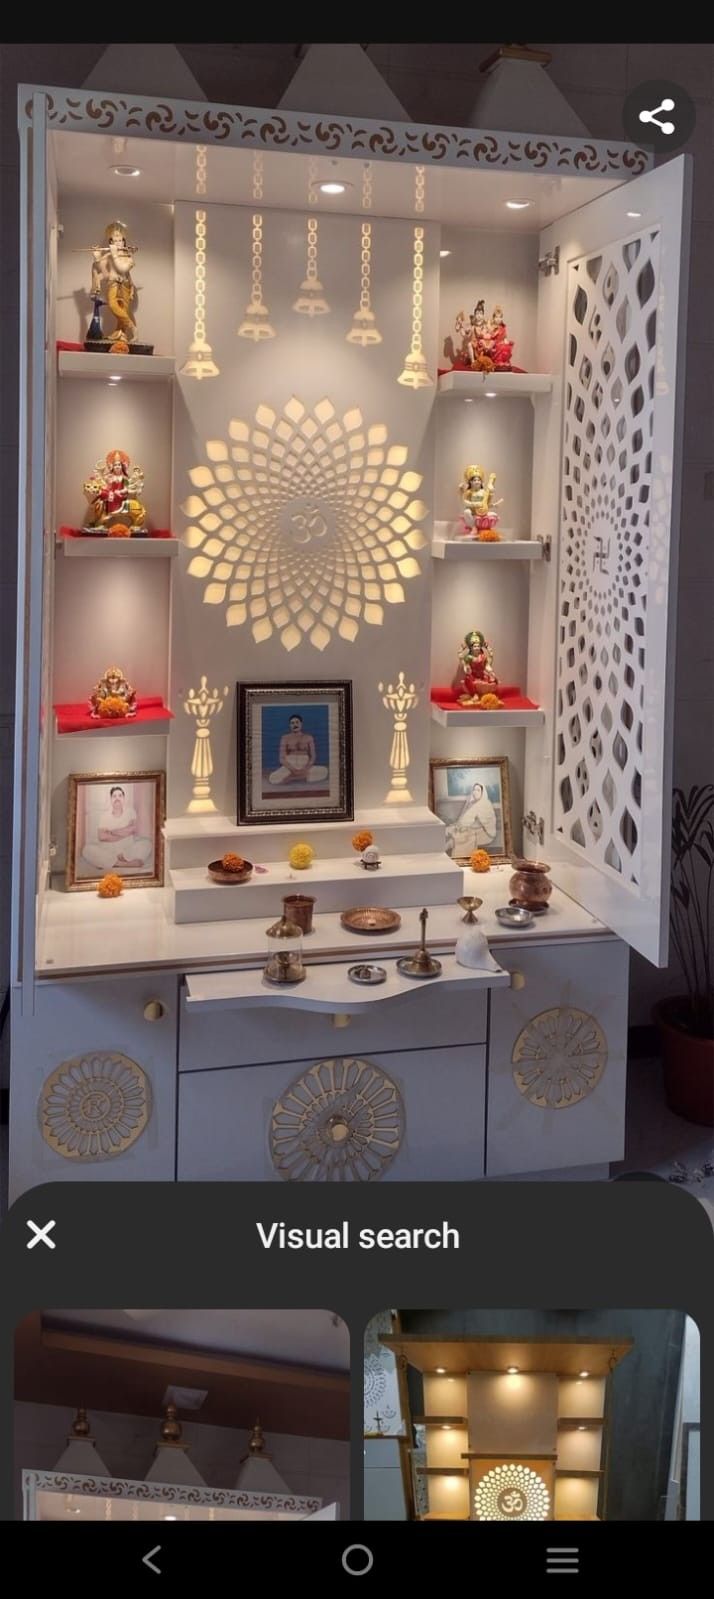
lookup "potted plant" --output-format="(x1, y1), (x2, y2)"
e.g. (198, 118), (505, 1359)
(655, 784), (714, 1124)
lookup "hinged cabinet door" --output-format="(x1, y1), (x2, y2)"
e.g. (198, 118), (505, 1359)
(526, 156), (692, 966)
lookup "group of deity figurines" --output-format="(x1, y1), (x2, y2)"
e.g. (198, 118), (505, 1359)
(444, 299), (516, 374)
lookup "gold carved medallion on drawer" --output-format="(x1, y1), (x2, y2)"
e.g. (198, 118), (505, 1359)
(511, 1006), (607, 1109)
(473, 1464), (550, 1522)
(40, 1051), (151, 1160)
(271, 1057), (404, 1181)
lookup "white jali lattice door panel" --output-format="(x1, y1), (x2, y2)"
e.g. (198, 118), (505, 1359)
(530, 157), (691, 966)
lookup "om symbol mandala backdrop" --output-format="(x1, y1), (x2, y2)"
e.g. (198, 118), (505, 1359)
(473, 1463), (551, 1521)
(555, 231), (659, 887)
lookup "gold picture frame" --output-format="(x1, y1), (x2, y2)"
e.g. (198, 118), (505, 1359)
(66, 770), (166, 891)
(429, 756), (513, 863)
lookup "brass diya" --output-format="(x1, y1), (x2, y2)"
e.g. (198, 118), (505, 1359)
(397, 907), (442, 980)
(340, 907), (402, 934)
(208, 858), (253, 884)
(458, 895), (483, 923)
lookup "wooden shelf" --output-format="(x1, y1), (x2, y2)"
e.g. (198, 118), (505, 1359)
(437, 370), (554, 399)
(555, 1469), (604, 1478)
(59, 533), (179, 559)
(431, 702), (545, 729)
(58, 351), (175, 380)
(413, 1416), (467, 1427)
(557, 1418), (604, 1429)
(432, 536), (544, 562)
(417, 1466), (469, 1477)
(461, 1451), (557, 1461)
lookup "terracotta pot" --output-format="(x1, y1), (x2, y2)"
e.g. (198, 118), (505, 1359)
(654, 997), (714, 1126)
(509, 859), (552, 910)
(282, 893), (316, 934)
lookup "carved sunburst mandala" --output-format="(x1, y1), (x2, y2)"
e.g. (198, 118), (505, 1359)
(473, 1464), (551, 1521)
(182, 398), (428, 651)
(40, 1051), (151, 1160)
(512, 1006), (608, 1109)
(270, 1056), (405, 1181)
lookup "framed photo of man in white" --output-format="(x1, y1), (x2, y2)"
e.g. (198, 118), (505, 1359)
(238, 682), (354, 825)
(429, 756), (512, 863)
(66, 771), (166, 890)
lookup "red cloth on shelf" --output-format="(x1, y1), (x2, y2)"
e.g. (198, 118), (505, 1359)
(430, 686), (540, 712)
(54, 697), (174, 734)
(56, 340), (85, 351)
(58, 526), (174, 540)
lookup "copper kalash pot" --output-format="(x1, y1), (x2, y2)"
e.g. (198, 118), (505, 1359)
(509, 858), (552, 911)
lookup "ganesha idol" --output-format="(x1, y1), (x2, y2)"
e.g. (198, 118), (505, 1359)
(82, 450), (148, 535)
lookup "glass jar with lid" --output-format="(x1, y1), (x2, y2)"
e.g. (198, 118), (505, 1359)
(263, 914), (307, 985)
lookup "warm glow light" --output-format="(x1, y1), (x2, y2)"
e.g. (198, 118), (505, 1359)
(627, 210), (642, 218)
(579, 1370), (590, 1378)
(505, 199), (531, 210)
(506, 1365), (520, 1374)
(435, 1366), (446, 1374)
(320, 181), (346, 195)
(485, 390), (497, 398)
(442, 1424), (452, 1430)
(440, 249), (451, 258)
(380, 672), (419, 802)
(464, 397), (474, 404)
(184, 677), (229, 814)
(578, 1425), (587, 1431)
(113, 164), (141, 177)
(163, 1514), (177, 1520)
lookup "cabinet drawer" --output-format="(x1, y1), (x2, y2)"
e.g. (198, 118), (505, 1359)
(177, 1043), (487, 1181)
(178, 980), (488, 1072)
(485, 940), (629, 1175)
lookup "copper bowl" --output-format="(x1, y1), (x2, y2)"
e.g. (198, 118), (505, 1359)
(207, 858), (253, 884)
(340, 907), (402, 934)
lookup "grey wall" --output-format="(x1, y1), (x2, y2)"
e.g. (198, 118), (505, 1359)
(1, 42), (712, 1059)
(399, 1307), (686, 1520)
(14, 1399), (349, 1520)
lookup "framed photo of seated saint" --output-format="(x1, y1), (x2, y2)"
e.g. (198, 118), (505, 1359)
(429, 755), (512, 863)
(66, 770), (166, 890)
(238, 682), (354, 826)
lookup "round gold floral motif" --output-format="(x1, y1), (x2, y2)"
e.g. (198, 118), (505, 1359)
(511, 1006), (607, 1109)
(473, 1464), (550, 1521)
(40, 1052), (151, 1160)
(271, 1056), (404, 1181)
(182, 398), (428, 652)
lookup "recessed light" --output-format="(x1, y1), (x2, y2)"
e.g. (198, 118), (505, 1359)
(442, 1424), (452, 1430)
(163, 1514), (178, 1521)
(505, 200), (531, 211)
(578, 1425), (588, 1431)
(578, 1370), (590, 1379)
(319, 181), (346, 195)
(484, 391), (497, 399)
(435, 1366), (447, 1374)
(627, 210), (642, 218)
(464, 397), (474, 404)
(440, 249), (451, 258)
(506, 1365), (519, 1375)
(112, 164), (141, 177)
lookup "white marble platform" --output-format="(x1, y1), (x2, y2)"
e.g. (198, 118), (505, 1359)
(184, 954), (510, 1013)
(171, 852), (463, 923)
(164, 806), (446, 869)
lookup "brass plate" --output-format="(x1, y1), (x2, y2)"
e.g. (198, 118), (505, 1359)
(208, 858), (253, 884)
(340, 907), (402, 934)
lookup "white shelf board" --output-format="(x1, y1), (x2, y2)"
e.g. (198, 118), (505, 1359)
(164, 806), (446, 868)
(184, 954), (510, 1013)
(58, 351), (175, 380)
(437, 370), (554, 398)
(171, 852), (463, 924)
(60, 536), (179, 558)
(36, 866), (611, 977)
(431, 703), (545, 728)
(432, 537), (543, 561)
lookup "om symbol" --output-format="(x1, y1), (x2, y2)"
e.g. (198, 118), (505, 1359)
(285, 499), (330, 545)
(498, 1488), (526, 1516)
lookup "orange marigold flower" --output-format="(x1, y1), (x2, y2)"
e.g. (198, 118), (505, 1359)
(478, 693), (503, 709)
(478, 527), (501, 542)
(351, 829), (374, 853)
(221, 852), (246, 872)
(470, 849), (491, 873)
(98, 872), (123, 898)
(108, 522), (132, 538)
(98, 695), (130, 718)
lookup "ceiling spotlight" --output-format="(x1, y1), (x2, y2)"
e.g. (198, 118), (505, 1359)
(435, 1366), (447, 1374)
(577, 1425), (588, 1431)
(319, 181), (346, 195)
(484, 390), (497, 398)
(163, 1514), (178, 1521)
(440, 249), (451, 258)
(442, 1424), (452, 1430)
(112, 164), (141, 177)
(627, 210), (642, 218)
(506, 1365), (519, 1375)
(464, 397), (474, 404)
(505, 199), (531, 210)
(578, 1370), (590, 1379)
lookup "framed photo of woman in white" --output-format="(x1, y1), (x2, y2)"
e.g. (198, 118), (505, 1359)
(66, 771), (165, 890)
(429, 757), (512, 863)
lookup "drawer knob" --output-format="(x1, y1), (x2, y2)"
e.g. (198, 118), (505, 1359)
(510, 971), (526, 991)
(332, 1012), (352, 1029)
(143, 1000), (166, 1022)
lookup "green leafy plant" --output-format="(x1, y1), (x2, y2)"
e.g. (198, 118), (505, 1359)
(669, 784), (714, 1039)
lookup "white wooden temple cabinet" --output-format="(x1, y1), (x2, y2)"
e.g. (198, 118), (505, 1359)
(377, 1333), (634, 1520)
(10, 81), (690, 1195)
